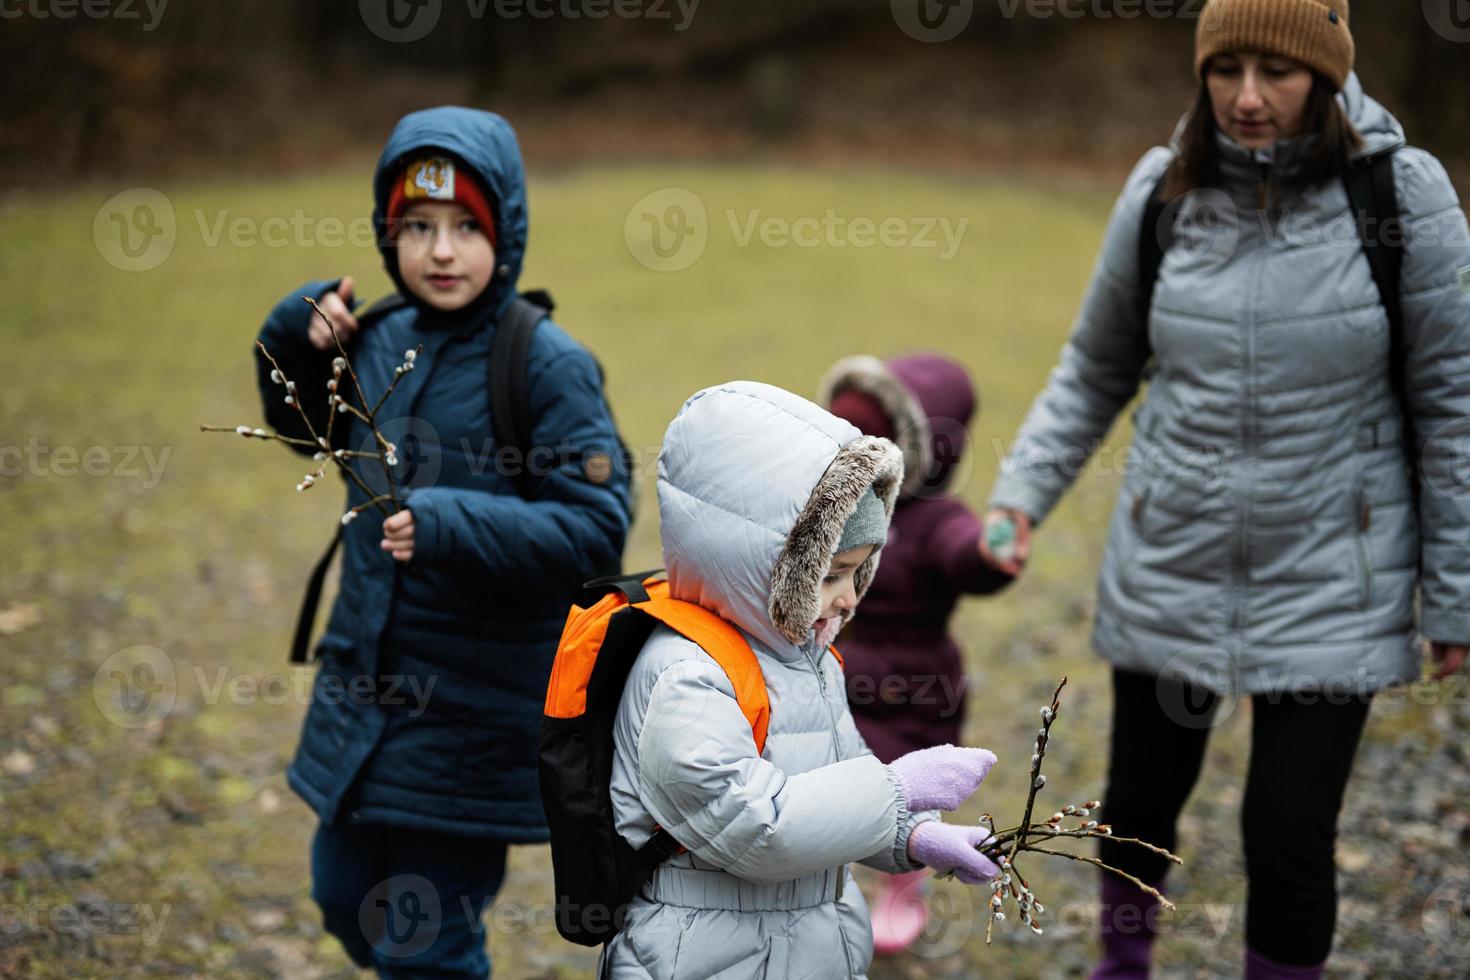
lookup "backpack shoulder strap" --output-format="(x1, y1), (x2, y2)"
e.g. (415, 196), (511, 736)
(1342, 152), (1416, 521)
(1343, 153), (1406, 368)
(1136, 172), (1172, 332)
(1135, 171), (1172, 379)
(490, 292), (554, 499)
(635, 582), (772, 756)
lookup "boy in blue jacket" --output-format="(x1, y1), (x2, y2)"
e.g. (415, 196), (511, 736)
(254, 106), (631, 978)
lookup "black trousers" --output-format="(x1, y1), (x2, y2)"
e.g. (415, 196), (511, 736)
(1098, 666), (1373, 966)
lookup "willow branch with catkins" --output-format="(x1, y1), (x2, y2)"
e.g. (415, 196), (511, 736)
(201, 299), (422, 526)
(939, 676), (1183, 944)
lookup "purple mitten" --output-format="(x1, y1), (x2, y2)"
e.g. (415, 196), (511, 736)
(888, 745), (997, 812)
(906, 822), (1000, 885)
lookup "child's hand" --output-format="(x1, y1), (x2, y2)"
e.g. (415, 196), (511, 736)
(309, 276), (361, 351)
(906, 822), (999, 885)
(1430, 641), (1469, 680)
(381, 508), (415, 562)
(889, 745), (997, 812)
(980, 508), (1032, 577)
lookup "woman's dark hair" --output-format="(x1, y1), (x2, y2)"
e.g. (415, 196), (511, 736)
(1163, 60), (1364, 201)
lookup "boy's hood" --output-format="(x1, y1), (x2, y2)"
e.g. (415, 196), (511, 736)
(818, 352), (975, 498)
(657, 381), (904, 660)
(372, 106), (528, 322)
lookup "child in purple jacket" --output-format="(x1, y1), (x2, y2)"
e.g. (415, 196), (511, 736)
(819, 353), (1014, 954)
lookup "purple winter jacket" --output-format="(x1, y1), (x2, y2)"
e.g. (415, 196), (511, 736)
(820, 353), (1014, 762)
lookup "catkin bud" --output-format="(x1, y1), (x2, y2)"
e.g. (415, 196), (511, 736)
(235, 426), (251, 436)
(341, 511), (358, 526)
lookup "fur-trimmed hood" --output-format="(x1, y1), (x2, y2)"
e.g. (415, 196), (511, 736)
(819, 353), (977, 498)
(657, 381), (904, 659)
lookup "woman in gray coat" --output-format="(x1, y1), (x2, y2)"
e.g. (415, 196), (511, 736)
(981, 2), (1470, 977)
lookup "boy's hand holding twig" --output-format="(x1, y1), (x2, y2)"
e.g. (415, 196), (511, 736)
(308, 275), (361, 351)
(381, 509), (415, 563)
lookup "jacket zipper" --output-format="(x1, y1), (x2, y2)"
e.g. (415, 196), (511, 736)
(804, 641), (857, 978)
(1232, 152), (1273, 639)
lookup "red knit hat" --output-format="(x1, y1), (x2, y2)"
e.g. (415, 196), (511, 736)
(386, 155), (498, 249)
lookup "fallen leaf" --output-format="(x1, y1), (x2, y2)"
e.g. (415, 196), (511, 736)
(0, 603), (41, 635)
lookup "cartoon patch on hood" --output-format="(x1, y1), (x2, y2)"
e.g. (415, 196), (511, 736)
(371, 106), (530, 322)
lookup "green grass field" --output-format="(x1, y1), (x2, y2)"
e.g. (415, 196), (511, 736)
(0, 161), (1460, 978)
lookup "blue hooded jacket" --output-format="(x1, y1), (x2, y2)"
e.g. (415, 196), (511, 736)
(255, 107), (631, 840)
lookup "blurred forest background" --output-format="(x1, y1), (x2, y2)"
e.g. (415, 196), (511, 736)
(3, 0), (1468, 189)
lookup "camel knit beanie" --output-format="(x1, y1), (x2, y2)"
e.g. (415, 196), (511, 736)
(1195, 0), (1354, 90)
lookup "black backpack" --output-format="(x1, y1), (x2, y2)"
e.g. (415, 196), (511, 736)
(287, 290), (627, 664)
(1136, 152), (1415, 511)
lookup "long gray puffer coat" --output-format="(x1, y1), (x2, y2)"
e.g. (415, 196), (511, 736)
(604, 381), (938, 979)
(991, 74), (1470, 696)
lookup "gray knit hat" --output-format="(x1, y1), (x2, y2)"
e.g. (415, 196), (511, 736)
(836, 487), (889, 554)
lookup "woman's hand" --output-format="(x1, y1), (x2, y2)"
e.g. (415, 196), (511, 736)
(308, 276), (361, 351)
(980, 508), (1032, 577)
(1430, 642), (1469, 681)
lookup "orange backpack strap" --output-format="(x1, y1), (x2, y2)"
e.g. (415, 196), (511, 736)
(828, 644), (844, 670)
(636, 582), (772, 757)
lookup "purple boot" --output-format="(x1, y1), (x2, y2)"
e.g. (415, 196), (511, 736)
(1244, 947), (1325, 979)
(1088, 873), (1164, 980)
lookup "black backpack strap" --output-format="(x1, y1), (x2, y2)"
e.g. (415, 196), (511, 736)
(490, 292), (553, 499)
(1342, 153), (1416, 523)
(1135, 171), (1173, 380)
(287, 292), (410, 664)
(291, 527), (342, 663)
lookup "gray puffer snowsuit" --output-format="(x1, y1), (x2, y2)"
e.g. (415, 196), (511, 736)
(990, 75), (1470, 696)
(604, 381), (936, 979)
